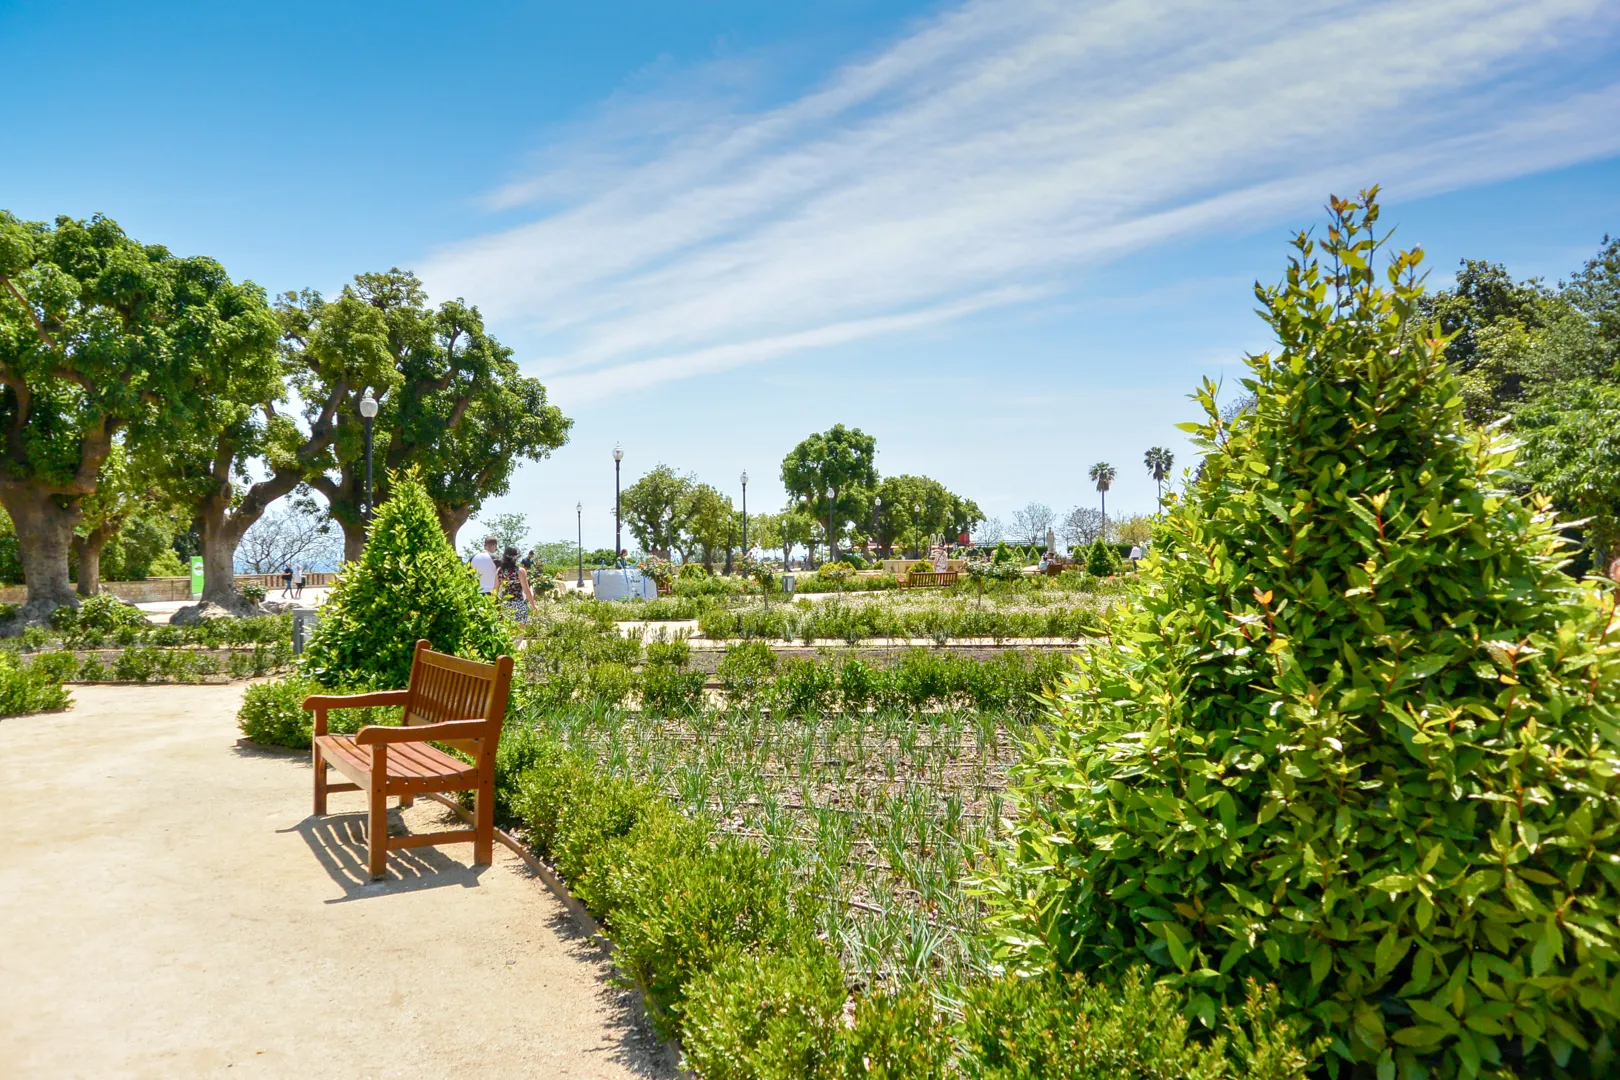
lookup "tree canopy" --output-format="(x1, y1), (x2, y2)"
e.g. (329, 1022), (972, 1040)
(0, 210), (279, 620)
(780, 425), (878, 562)
(289, 270), (571, 559)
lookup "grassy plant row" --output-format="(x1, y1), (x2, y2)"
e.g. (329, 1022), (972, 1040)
(697, 598), (1102, 643)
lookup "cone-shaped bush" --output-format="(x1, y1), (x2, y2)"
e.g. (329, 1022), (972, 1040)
(987, 192), (1620, 1078)
(301, 469), (510, 688)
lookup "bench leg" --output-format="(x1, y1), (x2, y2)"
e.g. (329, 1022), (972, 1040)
(473, 777), (494, 866)
(312, 741), (327, 815)
(398, 794), (414, 809)
(368, 748), (388, 880)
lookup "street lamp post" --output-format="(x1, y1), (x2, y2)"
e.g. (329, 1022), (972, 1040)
(576, 502), (584, 588)
(740, 471), (749, 558)
(358, 391), (379, 523)
(873, 495), (881, 559)
(613, 444), (624, 558)
(913, 502), (921, 559)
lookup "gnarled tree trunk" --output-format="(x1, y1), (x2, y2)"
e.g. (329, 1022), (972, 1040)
(71, 523), (118, 598)
(0, 484), (82, 622)
(437, 503), (474, 551)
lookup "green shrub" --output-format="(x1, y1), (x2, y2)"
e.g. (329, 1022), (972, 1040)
(772, 657), (839, 717)
(240, 581), (268, 603)
(818, 561), (855, 584)
(237, 673), (393, 748)
(237, 674), (320, 748)
(644, 638), (690, 668)
(639, 665), (706, 715)
(681, 946), (847, 1080)
(584, 661), (635, 707)
(717, 641), (777, 710)
(677, 563), (711, 581)
(301, 469), (510, 689)
(613, 833), (813, 1035)
(0, 649), (70, 715)
(839, 989), (951, 1080)
(112, 646), (159, 683)
(30, 650), (78, 683)
(1082, 537), (1120, 577)
(957, 970), (1323, 1080)
(75, 655), (107, 682)
(987, 193), (1620, 1077)
(488, 724), (558, 827)
(75, 593), (147, 633)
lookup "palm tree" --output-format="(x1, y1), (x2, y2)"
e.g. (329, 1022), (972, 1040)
(1144, 446), (1174, 509)
(1088, 461), (1116, 542)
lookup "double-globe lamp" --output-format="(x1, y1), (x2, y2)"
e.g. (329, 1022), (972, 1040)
(613, 444), (624, 559)
(740, 470), (748, 561)
(358, 390), (379, 521)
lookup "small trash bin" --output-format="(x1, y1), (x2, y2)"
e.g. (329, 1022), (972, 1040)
(292, 607), (320, 655)
(782, 574), (795, 596)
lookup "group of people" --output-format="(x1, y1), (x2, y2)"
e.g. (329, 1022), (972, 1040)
(469, 537), (537, 625)
(279, 564), (306, 598)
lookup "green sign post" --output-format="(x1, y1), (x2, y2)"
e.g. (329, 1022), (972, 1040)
(189, 555), (204, 599)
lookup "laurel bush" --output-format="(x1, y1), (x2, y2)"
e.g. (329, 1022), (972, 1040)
(986, 192), (1620, 1078)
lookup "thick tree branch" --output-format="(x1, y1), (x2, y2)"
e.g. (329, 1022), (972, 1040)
(0, 274), (59, 352)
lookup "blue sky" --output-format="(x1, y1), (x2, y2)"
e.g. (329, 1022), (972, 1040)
(4, 0), (1619, 549)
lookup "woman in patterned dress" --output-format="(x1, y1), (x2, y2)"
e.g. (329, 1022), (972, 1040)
(495, 545), (534, 625)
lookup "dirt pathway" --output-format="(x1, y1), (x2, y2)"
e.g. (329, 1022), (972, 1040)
(0, 684), (675, 1080)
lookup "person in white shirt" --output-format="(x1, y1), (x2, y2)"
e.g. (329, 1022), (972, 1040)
(469, 536), (500, 594)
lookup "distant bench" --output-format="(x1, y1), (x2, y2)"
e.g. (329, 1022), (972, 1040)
(902, 571), (958, 589)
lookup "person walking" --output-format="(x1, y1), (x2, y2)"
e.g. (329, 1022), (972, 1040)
(469, 536), (500, 595)
(292, 563), (306, 599)
(495, 545), (534, 625)
(280, 564), (294, 599)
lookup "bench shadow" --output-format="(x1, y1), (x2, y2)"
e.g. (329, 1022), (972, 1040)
(283, 808), (490, 902)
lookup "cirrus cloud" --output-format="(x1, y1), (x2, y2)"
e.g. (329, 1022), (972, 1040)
(421, 0), (1620, 403)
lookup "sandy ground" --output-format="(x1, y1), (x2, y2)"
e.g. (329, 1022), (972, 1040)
(0, 683), (676, 1080)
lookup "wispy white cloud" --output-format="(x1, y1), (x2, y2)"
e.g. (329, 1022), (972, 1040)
(421, 0), (1620, 403)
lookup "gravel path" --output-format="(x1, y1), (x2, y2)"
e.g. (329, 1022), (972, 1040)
(0, 683), (675, 1080)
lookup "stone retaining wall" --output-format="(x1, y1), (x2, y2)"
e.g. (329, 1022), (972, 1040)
(0, 572), (337, 605)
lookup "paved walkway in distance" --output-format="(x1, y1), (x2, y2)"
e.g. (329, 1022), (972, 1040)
(0, 683), (673, 1080)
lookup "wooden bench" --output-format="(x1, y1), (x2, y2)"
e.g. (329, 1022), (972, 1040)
(902, 571), (959, 589)
(304, 640), (514, 879)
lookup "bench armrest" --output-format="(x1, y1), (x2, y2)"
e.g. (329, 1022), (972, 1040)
(355, 720), (490, 745)
(302, 690), (410, 712)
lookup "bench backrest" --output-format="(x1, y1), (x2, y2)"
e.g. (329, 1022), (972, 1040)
(401, 640), (514, 758)
(907, 571), (958, 587)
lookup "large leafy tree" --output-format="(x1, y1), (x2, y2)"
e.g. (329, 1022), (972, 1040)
(622, 464), (694, 559)
(140, 288), (381, 611)
(872, 473), (982, 556)
(781, 425), (877, 563)
(295, 270), (571, 560)
(1422, 237), (1620, 565)
(988, 192), (1620, 1077)
(681, 483), (734, 571)
(0, 211), (278, 622)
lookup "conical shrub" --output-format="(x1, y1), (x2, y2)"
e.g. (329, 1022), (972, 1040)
(301, 468), (510, 688)
(987, 192), (1620, 1078)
